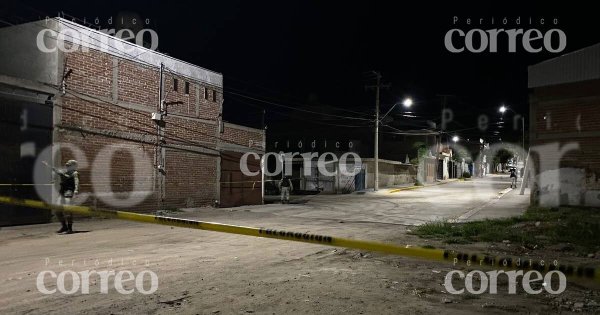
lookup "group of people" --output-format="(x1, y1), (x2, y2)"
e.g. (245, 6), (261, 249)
(45, 159), (299, 234)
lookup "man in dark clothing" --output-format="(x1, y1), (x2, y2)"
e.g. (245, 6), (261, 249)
(278, 176), (293, 204)
(509, 167), (517, 189)
(43, 160), (79, 233)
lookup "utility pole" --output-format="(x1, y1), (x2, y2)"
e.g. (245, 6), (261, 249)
(522, 117), (525, 157)
(365, 71), (390, 191)
(152, 64), (184, 211)
(153, 63), (166, 211)
(438, 94), (453, 179)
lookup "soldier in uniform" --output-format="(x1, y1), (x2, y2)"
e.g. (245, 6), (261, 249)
(43, 160), (79, 234)
(278, 176), (293, 204)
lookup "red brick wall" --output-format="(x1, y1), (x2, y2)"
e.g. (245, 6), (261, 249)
(162, 73), (221, 121)
(57, 130), (157, 211)
(530, 79), (600, 192)
(56, 47), (263, 212)
(221, 123), (265, 149)
(164, 149), (217, 208)
(66, 48), (113, 99)
(533, 80), (600, 137)
(117, 60), (159, 106)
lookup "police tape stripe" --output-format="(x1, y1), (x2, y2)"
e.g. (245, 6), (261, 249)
(0, 184), (53, 186)
(0, 195), (598, 283)
(0, 179), (282, 186)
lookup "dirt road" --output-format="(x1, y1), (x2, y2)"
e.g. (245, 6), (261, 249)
(1, 203), (598, 314)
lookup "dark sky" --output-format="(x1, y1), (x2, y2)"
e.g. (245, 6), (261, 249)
(3, 0), (600, 153)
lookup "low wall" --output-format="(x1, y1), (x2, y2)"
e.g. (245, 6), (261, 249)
(362, 159), (417, 189)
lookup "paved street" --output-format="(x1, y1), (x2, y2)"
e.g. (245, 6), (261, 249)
(244, 174), (530, 225)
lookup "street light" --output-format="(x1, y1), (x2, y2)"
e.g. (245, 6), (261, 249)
(374, 97), (414, 191)
(498, 104), (526, 170)
(452, 135), (459, 142)
(380, 97), (413, 121)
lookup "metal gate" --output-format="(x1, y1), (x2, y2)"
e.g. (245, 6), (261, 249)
(219, 151), (262, 207)
(424, 158), (437, 183)
(354, 167), (366, 191)
(0, 96), (53, 226)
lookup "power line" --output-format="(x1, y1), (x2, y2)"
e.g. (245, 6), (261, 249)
(225, 76), (373, 118)
(36, 81), (234, 153)
(61, 85), (247, 148)
(226, 94), (373, 128)
(225, 90), (373, 122)
(61, 91), (219, 153)
(382, 124), (440, 136)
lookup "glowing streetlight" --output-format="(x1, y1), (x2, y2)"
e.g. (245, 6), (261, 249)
(380, 97), (414, 121)
(498, 103), (525, 172)
(375, 95), (415, 191)
(452, 135), (459, 142)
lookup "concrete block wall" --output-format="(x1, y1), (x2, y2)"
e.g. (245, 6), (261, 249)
(363, 159), (417, 189)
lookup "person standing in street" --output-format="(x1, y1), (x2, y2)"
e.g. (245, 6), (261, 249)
(279, 176), (293, 204)
(43, 160), (79, 234)
(509, 167), (518, 189)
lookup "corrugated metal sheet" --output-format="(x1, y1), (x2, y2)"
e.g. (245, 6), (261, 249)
(528, 43), (600, 88)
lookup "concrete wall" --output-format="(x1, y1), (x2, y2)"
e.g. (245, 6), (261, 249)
(363, 158), (416, 189)
(0, 19), (60, 86)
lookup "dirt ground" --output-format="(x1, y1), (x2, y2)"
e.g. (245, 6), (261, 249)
(1, 205), (599, 315)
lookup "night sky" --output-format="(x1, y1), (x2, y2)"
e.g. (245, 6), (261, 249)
(2, 0), (600, 155)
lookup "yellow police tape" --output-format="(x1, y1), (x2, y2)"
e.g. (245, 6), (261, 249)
(0, 195), (598, 284)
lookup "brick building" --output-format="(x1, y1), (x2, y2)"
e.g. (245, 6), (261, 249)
(0, 18), (265, 221)
(528, 43), (600, 207)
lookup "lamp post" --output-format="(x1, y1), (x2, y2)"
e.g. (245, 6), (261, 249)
(499, 105), (526, 166)
(374, 97), (413, 191)
(380, 97), (413, 121)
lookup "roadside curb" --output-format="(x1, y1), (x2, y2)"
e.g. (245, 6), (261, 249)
(449, 187), (515, 222)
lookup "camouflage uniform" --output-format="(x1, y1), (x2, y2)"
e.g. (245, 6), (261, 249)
(279, 176), (293, 204)
(53, 160), (79, 234)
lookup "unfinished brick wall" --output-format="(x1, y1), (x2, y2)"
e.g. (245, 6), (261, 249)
(56, 47), (263, 212)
